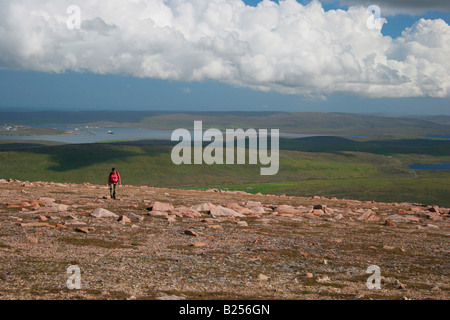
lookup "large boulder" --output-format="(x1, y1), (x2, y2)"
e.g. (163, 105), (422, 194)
(250, 206), (266, 214)
(274, 205), (301, 214)
(123, 212), (144, 222)
(45, 203), (69, 212)
(210, 206), (245, 218)
(91, 208), (119, 219)
(151, 202), (175, 212)
(357, 210), (380, 222)
(192, 203), (216, 212)
(313, 204), (328, 214)
(148, 211), (169, 218)
(428, 206), (440, 214)
(38, 197), (56, 206)
(237, 207), (256, 215)
(244, 201), (262, 208)
(172, 207), (202, 218)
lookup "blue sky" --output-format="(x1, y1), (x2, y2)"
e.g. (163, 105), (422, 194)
(0, 0), (449, 115)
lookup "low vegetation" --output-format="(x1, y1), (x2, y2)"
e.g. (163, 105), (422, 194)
(1, 136), (449, 206)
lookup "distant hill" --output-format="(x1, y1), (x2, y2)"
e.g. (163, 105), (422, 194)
(406, 115), (450, 126)
(0, 111), (449, 135)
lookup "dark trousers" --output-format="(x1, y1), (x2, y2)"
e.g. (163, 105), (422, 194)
(109, 183), (117, 199)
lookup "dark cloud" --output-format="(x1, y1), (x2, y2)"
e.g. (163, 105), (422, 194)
(335, 0), (450, 15)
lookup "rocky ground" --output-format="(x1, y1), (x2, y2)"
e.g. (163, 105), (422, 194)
(0, 178), (448, 300)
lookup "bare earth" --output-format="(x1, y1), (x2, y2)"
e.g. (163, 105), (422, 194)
(0, 179), (448, 300)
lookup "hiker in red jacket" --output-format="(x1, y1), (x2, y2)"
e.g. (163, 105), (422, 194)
(108, 168), (121, 199)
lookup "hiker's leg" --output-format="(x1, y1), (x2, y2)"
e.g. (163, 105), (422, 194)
(109, 183), (114, 198)
(113, 184), (117, 199)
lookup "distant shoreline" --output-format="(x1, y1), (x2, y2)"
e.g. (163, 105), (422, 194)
(0, 126), (74, 137)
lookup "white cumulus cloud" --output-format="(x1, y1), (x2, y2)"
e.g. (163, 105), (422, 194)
(0, 0), (449, 98)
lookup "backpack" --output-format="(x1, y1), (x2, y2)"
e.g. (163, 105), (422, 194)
(110, 172), (120, 183)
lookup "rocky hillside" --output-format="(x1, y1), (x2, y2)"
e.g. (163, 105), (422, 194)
(0, 178), (448, 300)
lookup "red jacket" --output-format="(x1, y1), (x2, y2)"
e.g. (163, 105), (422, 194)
(109, 172), (120, 185)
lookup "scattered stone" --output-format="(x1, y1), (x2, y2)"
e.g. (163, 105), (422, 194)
(357, 210), (380, 222)
(124, 212), (144, 222)
(90, 208), (119, 219)
(46, 203), (69, 212)
(244, 201), (262, 208)
(275, 205), (300, 214)
(383, 245), (395, 250)
(118, 215), (131, 223)
(167, 216), (177, 224)
(172, 208), (202, 218)
(238, 208), (257, 215)
(148, 211), (169, 218)
(300, 252), (310, 258)
(192, 203), (216, 212)
(249, 206), (266, 214)
(27, 237), (38, 244)
(422, 212), (443, 221)
(208, 225), (223, 230)
(385, 214), (405, 223)
(20, 222), (52, 228)
(38, 197), (55, 205)
(30, 203), (41, 210)
(75, 228), (90, 234)
(398, 283), (407, 290)
(317, 275), (330, 283)
(37, 215), (48, 222)
(191, 242), (206, 248)
(210, 206), (244, 218)
(236, 221), (249, 227)
(258, 274), (269, 281)
(428, 206), (440, 213)
(313, 204), (327, 213)
(305, 273), (314, 278)
(404, 215), (420, 223)
(184, 230), (199, 237)
(432, 286), (440, 291)
(156, 295), (186, 301)
(151, 202), (175, 212)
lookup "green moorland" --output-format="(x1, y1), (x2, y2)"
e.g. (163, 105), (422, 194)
(0, 136), (449, 207)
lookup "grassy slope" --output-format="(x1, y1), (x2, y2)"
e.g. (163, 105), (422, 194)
(1, 138), (449, 207)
